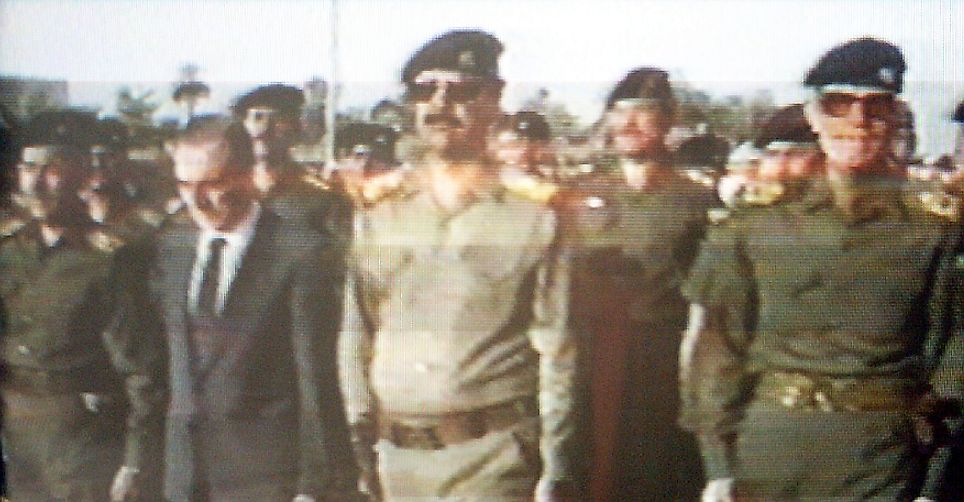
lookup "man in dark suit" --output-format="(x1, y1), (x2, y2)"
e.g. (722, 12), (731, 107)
(109, 115), (355, 502)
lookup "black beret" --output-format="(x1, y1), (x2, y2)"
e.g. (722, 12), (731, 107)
(804, 38), (906, 93)
(753, 104), (817, 150)
(605, 67), (674, 111)
(20, 109), (99, 150)
(335, 122), (398, 164)
(233, 84), (305, 116)
(675, 134), (730, 171)
(953, 101), (964, 124)
(94, 118), (130, 151)
(402, 30), (503, 84)
(495, 112), (551, 142)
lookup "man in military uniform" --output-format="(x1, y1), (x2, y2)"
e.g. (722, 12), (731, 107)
(338, 30), (578, 501)
(913, 99), (964, 502)
(232, 85), (351, 239)
(567, 67), (711, 502)
(0, 120), (136, 500)
(330, 122), (400, 206)
(683, 38), (960, 501)
(78, 119), (165, 243)
(755, 104), (824, 190)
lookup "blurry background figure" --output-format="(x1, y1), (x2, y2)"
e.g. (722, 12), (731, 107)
(753, 103), (824, 200)
(232, 84), (306, 195)
(673, 127), (731, 189)
(232, 86), (350, 238)
(1, 113), (129, 501)
(569, 66), (709, 502)
(331, 121), (401, 206)
(490, 111), (556, 179)
(716, 141), (761, 208)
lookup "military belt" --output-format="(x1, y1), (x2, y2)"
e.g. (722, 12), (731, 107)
(755, 371), (920, 412)
(378, 396), (538, 449)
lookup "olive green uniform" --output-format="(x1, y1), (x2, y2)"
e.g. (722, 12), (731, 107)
(682, 178), (959, 500)
(0, 224), (126, 501)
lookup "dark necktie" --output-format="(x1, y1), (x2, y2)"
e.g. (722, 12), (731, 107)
(197, 237), (226, 316)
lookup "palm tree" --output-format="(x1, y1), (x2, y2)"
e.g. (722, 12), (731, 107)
(172, 63), (210, 123)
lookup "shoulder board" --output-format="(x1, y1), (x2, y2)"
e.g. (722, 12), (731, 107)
(0, 216), (27, 238)
(136, 207), (166, 228)
(360, 169), (409, 204)
(707, 207), (732, 225)
(164, 197), (185, 216)
(87, 229), (125, 253)
(501, 173), (559, 204)
(741, 182), (785, 207)
(917, 191), (959, 221)
(300, 172), (331, 191)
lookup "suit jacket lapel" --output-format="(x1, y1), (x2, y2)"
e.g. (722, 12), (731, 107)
(220, 209), (287, 329)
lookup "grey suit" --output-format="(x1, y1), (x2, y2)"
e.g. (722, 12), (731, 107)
(135, 208), (354, 501)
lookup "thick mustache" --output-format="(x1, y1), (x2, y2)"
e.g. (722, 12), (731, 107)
(424, 114), (463, 128)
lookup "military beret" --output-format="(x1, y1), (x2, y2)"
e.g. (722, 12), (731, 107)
(94, 118), (130, 151)
(402, 30), (504, 84)
(335, 122), (398, 165)
(753, 104), (818, 150)
(675, 134), (730, 170)
(953, 100), (964, 124)
(804, 37), (906, 93)
(494, 112), (551, 142)
(233, 84), (305, 116)
(20, 110), (99, 150)
(605, 67), (675, 111)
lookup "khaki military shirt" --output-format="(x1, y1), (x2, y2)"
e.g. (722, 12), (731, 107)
(338, 185), (575, 480)
(681, 177), (959, 479)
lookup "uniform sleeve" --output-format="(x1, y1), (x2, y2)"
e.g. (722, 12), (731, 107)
(526, 210), (578, 484)
(679, 219), (756, 480)
(102, 242), (168, 470)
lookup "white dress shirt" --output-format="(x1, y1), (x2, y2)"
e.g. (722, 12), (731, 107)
(188, 204), (261, 315)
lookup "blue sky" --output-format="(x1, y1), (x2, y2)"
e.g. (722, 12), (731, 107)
(1, 0), (962, 154)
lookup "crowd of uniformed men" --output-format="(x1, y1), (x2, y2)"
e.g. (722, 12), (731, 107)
(1, 30), (964, 502)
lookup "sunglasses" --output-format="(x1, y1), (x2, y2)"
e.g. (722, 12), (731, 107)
(818, 92), (896, 119)
(408, 79), (485, 103)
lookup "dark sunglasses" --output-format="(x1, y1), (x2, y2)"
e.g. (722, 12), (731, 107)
(818, 92), (896, 119)
(408, 79), (485, 103)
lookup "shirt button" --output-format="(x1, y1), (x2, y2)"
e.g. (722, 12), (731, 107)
(17, 345), (31, 356)
(414, 362), (429, 373)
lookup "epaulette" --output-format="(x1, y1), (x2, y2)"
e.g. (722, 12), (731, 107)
(682, 168), (716, 189)
(707, 207), (732, 225)
(917, 191), (959, 221)
(741, 181), (785, 207)
(87, 229), (125, 253)
(300, 172), (332, 191)
(164, 197), (185, 216)
(136, 207), (166, 228)
(360, 169), (410, 204)
(1, 216), (27, 238)
(501, 171), (559, 204)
